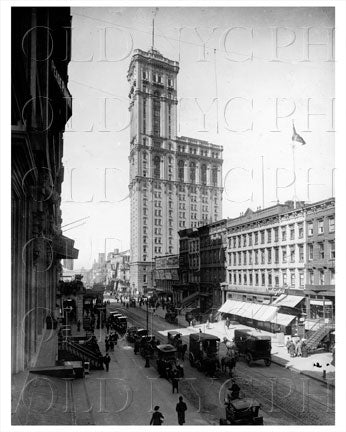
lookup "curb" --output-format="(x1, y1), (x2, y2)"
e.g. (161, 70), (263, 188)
(270, 355), (335, 387)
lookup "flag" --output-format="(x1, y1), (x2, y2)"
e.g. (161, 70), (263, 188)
(292, 123), (306, 145)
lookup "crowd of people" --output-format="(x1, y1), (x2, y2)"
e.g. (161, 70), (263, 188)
(286, 337), (308, 357)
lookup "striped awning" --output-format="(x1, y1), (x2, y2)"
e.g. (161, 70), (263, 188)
(272, 294), (304, 308)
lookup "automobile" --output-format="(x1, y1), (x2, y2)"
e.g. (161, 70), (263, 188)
(233, 329), (271, 366)
(188, 333), (220, 376)
(155, 344), (183, 379)
(127, 328), (148, 343)
(220, 398), (263, 425)
(115, 316), (127, 333)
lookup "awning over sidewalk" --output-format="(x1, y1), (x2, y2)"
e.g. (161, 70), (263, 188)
(272, 294), (304, 308)
(270, 313), (296, 326)
(219, 300), (277, 322)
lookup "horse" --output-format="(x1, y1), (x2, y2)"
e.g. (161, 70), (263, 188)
(221, 355), (236, 377)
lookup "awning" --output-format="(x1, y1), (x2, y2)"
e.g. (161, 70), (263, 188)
(272, 294), (304, 308)
(310, 299), (333, 306)
(271, 313), (296, 326)
(218, 299), (243, 314)
(253, 304), (278, 322)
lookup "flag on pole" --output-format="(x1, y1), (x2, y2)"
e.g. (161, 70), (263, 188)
(292, 123), (306, 145)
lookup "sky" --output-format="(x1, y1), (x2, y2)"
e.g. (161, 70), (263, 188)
(60, 6), (335, 269)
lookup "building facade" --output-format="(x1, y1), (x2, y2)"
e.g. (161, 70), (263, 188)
(224, 202), (306, 305)
(11, 7), (78, 374)
(127, 48), (223, 294)
(304, 198), (335, 320)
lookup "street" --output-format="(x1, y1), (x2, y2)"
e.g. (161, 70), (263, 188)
(104, 303), (334, 426)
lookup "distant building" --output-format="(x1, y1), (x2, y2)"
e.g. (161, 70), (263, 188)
(127, 47), (223, 294)
(63, 259), (74, 271)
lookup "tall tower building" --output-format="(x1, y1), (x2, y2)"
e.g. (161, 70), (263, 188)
(127, 48), (223, 294)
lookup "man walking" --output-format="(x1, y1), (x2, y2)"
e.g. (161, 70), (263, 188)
(150, 406), (164, 425)
(176, 396), (187, 425)
(103, 353), (111, 372)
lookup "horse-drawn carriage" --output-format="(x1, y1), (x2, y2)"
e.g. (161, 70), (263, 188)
(139, 334), (158, 358)
(233, 329), (271, 367)
(188, 333), (220, 376)
(126, 327), (147, 343)
(155, 344), (184, 380)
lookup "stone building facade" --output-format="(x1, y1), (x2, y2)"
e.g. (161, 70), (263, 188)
(127, 48), (223, 294)
(11, 7), (78, 374)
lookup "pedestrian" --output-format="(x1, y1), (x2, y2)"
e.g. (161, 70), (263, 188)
(109, 340), (114, 351)
(176, 396), (187, 425)
(295, 339), (302, 357)
(105, 337), (110, 353)
(77, 320), (81, 332)
(134, 339), (140, 355)
(288, 341), (296, 357)
(181, 344), (187, 362)
(172, 371), (179, 393)
(225, 317), (230, 329)
(150, 406), (164, 425)
(103, 353), (111, 372)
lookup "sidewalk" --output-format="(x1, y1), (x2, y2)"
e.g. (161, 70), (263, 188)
(151, 306), (335, 386)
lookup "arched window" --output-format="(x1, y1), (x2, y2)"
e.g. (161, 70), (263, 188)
(143, 152), (147, 161)
(190, 162), (196, 183)
(201, 164), (207, 185)
(212, 166), (218, 185)
(153, 156), (160, 179)
(153, 91), (160, 136)
(178, 160), (184, 182)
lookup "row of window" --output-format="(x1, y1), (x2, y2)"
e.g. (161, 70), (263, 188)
(229, 269), (304, 288)
(228, 245), (305, 266)
(229, 224), (304, 248)
(142, 70), (174, 88)
(307, 217), (335, 235)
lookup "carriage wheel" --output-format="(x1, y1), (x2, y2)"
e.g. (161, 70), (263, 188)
(264, 358), (271, 367)
(246, 353), (252, 366)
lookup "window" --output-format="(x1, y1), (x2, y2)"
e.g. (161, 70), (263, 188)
(261, 249), (265, 264)
(290, 272), (295, 287)
(201, 164), (207, 185)
(268, 272), (272, 286)
(238, 252), (242, 266)
(298, 223), (303, 239)
(153, 155), (160, 178)
(143, 274), (147, 283)
(299, 245), (304, 262)
(261, 272), (265, 286)
(319, 270), (325, 285)
(308, 222), (313, 236)
(274, 273), (279, 287)
(243, 251), (247, 265)
(319, 243), (324, 259)
(282, 247), (287, 263)
(212, 166), (218, 186)
(153, 91), (160, 136)
(249, 273), (253, 285)
(318, 219), (324, 234)
(290, 224), (295, 240)
(260, 231), (265, 244)
(255, 251), (258, 264)
(142, 70), (148, 80)
(308, 244), (313, 260)
(274, 247), (279, 264)
(249, 251), (253, 265)
(290, 245), (295, 263)
(243, 235), (247, 247)
(248, 234), (253, 246)
(178, 160), (184, 182)
(281, 227), (286, 241)
(299, 272), (304, 287)
(244, 272), (247, 285)
(267, 248), (272, 264)
(274, 228), (279, 242)
(329, 217), (335, 233)
(330, 240), (335, 259)
(308, 270), (314, 284)
(142, 99), (147, 133)
(283, 272), (287, 286)
(255, 273), (259, 285)
(267, 229), (272, 243)
(254, 232), (258, 245)
(190, 162), (196, 183)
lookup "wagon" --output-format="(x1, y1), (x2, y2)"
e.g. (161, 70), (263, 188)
(233, 329), (271, 366)
(220, 398), (263, 425)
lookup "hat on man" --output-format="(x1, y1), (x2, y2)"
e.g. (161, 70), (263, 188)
(154, 406), (160, 411)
